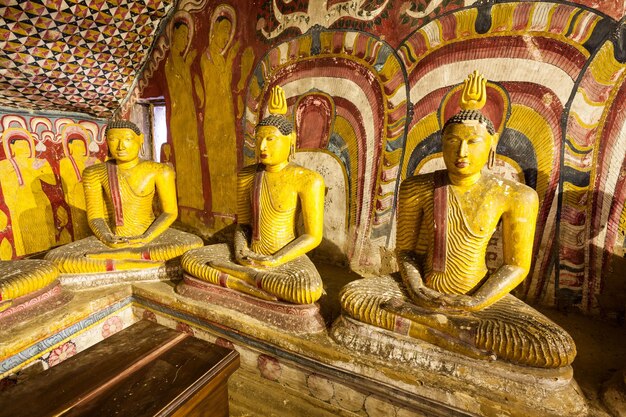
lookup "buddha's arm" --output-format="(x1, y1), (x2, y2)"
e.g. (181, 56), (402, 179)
(396, 178), (443, 306)
(463, 188), (539, 311)
(253, 171), (325, 268)
(84, 165), (125, 247)
(233, 167), (255, 262)
(233, 224), (252, 263)
(135, 165), (178, 244)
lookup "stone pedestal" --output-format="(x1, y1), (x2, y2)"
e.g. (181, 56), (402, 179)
(331, 315), (587, 417)
(176, 274), (326, 334)
(58, 261), (181, 289)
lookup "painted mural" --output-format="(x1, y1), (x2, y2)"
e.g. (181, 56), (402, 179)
(0, 0), (175, 118)
(131, 0), (626, 314)
(0, 111), (107, 259)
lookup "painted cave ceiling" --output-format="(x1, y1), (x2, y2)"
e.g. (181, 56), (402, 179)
(0, 0), (174, 118)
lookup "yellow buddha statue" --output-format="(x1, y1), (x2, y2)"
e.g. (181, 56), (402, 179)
(181, 86), (325, 305)
(0, 259), (64, 319)
(45, 120), (203, 280)
(337, 72), (576, 368)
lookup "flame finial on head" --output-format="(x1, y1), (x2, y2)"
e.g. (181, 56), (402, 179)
(268, 86), (288, 116)
(460, 70), (487, 111)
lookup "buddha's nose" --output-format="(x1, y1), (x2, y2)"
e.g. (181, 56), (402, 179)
(458, 140), (468, 157)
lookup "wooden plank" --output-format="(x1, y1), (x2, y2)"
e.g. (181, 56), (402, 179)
(0, 320), (239, 417)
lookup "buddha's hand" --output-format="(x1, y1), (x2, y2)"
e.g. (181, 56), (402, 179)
(101, 233), (130, 249)
(238, 252), (279, 268)
(122, 235), (150, 247)
(234, 247), (253, 264)
(432, 293), (477, 314)
(411, 285), (449, 309)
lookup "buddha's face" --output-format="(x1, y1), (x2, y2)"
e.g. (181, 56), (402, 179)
(10, 139), (31, 157)
(106, 128), (143, 163)
(172, 23), (189, 54)
(211, 18), (231, 50)
(256, 125), (292, 167)
(442, 122), (494, 177)
(68, 139), (87, 157)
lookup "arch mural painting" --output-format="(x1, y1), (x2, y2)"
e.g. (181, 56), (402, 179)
(126, 0), (626, 313)
(0, 112), (107, 259)
(395, 1), (621, 312)
(242, 29), (409, 270)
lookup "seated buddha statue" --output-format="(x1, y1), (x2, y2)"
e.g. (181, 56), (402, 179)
(181, 86), (325, 305)
(0, 259), (65, 319)
(338, 72), (576, 368)
(45, 120), (202, 279)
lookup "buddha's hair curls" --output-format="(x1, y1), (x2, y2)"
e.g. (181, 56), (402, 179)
(443, 109), (496, 135)
(257, 115), (294, 135)
(105, 120), (141, 136)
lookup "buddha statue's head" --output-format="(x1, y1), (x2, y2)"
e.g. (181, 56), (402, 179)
(255, 86), (295, 168)
(255, 116), (294, 168)
(10, 137), (33, 158)
(171, 21), (190, 55)
(441, 71), (497, 178)
(211, 17), (232, 52)
(105, 120), (144, 164)
(67, 137), (88, 157)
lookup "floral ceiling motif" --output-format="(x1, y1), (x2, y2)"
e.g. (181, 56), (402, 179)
(0, 0), (174, 118)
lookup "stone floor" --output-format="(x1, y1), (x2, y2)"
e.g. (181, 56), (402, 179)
(539, 307), (626, 417)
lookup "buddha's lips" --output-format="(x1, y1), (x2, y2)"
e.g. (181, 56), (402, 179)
(455, 160), (469, 168)
(260, 153), (268, 158)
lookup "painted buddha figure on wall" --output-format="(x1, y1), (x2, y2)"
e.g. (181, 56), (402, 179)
(336, 72), (576, 368)
(45, 120), (202, 282)
(180, 86), (325, 307)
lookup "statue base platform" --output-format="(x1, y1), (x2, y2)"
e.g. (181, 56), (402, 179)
(331, 314), (587, 416)
(0, 281), (72, 325)
(58, 260), (181, 289)
(176, 274), (326, 334)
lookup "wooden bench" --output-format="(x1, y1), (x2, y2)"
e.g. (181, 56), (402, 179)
(0, 320), (239, 417)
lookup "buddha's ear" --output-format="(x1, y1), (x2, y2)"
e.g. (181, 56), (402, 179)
(490, 131), (499, 147)
(138, 133), (145, 145)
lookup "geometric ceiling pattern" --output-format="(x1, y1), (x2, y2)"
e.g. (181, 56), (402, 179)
(0, 0), (174, 118)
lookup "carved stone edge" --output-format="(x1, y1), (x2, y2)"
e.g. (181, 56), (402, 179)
(58, 262), (180, 289)
(330, 315), (588, 417)
(175, 275), (326, 335)
(0, 282), (73, 326)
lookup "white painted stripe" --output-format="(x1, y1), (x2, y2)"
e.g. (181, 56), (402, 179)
(278, 42), (290, 66)
(422, 21), (442, 49)
(570, 92), (605, 127)
(529, 2), (554, 31)
(344, 32), (358, 52)
(388, 82), (407, 107)
(409, 59), (574, 106)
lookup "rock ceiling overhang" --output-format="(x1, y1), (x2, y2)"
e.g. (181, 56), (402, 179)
(0, 0), (175, 119)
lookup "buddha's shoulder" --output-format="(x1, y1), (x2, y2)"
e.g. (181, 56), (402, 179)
(401, 171), (436, 193)
(286, 164), (324, 187)
(83, 161), (107, 178)
(138, 160), (175, 177)
(484, 174), (538, 204)
(238, 164), (260, 177)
